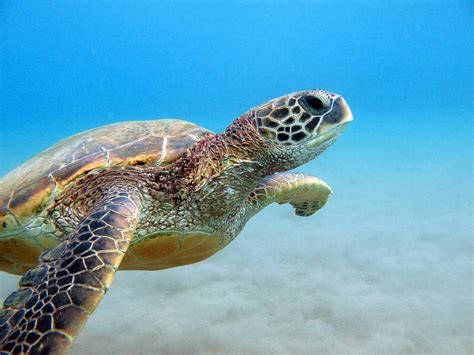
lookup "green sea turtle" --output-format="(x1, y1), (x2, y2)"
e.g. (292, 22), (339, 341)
(0, 89), (352, 354)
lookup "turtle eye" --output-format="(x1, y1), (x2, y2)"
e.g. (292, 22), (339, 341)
(299, 95), (325, 115)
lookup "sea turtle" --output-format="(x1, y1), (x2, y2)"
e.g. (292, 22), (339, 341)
(0, 89), (352, 354)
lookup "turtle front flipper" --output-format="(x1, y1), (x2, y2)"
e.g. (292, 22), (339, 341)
(249, 173), (333, 217)
(0, 190), (141, 354)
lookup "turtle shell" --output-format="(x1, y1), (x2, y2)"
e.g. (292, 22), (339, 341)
(0, 119), (213, 229)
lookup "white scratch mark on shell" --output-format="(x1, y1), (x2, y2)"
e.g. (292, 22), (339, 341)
(101, 147), (112, 166)
(158, 136), (168, 166)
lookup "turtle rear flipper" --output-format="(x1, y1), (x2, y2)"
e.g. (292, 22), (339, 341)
(0, 189), (141, 354)
(249, 173), (333, 217)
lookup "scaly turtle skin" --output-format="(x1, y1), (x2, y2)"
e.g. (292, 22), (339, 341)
(0, 120), (211, 275)
(0, 89), (352, 354)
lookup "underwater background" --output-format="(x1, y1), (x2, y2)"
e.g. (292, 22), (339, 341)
(0, 1), (472, 354)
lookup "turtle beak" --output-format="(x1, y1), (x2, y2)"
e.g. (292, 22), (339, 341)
(307, 96), (353, 148)
(336, 96), (353, 124)
(322, 96), (353, 126)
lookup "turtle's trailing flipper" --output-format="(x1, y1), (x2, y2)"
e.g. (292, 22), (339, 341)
(0, 190), (141, 354)
(249, 173), (332, 216)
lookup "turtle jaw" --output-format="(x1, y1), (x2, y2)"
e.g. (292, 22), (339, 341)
(306, 121), (350, 149)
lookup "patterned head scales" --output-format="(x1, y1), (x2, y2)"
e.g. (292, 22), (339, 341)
(252, 89), (352, 146)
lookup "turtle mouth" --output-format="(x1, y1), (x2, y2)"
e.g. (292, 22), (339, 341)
(306, 122), (350, 148)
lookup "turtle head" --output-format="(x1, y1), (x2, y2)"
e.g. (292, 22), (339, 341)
(251, 89), (353, 168)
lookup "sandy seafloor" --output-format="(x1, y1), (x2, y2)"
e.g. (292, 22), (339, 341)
(1, 110), (471, 354)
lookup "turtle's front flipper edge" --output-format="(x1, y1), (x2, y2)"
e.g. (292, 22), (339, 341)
(249, 173), (333, 217)
(0, 189), (141, 354)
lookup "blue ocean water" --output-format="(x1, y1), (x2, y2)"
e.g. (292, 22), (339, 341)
(0, 1), (472, 354)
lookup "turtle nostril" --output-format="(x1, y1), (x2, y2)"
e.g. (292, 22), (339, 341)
(302, 96), (324, 111)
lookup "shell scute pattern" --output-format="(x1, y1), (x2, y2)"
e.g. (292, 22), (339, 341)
(0, 119), (211, 226)
(0, 120), (212, 274)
